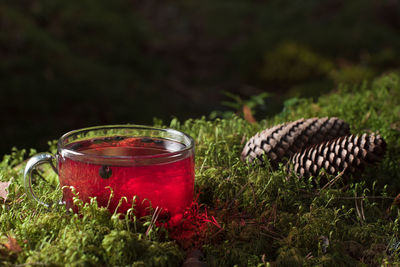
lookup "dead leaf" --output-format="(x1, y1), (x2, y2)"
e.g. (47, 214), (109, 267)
(243, 105), (256, 124)
(240, 135), (246, 145)
(391, 122), (400, 132)
(0, 181), (11, 203)
(362, 111), (371, 124)
(2, 236), (22, 253)
(393, 193), (400, 206)
(311, 103), (321, 113)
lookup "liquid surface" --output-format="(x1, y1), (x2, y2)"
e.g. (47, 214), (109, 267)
(66, 136), (186, 157)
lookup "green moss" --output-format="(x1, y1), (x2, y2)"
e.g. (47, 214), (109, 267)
(1, 72), (400, 265)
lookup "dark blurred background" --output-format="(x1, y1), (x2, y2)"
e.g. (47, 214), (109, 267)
(1, 0), (400, 155)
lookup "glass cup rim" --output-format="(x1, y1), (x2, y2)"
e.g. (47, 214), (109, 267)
(57, 124), (195, 162)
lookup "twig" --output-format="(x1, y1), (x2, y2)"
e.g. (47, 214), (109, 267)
(14, 263), (50, 267)
(249, 182), (258, 210)
(32, 169), (56, 190)
(360, 196), (366, 221)
(227, 182), (250, 210)
(258, 231), (283, 241)
(354, 192), (361, 222)
(208, 228), (225, 240)
(145, 206), (162, 236)
(259, 225), (285, 240)
(320, 168), (346, 192)
(354, 192), (365, 224)
(333, 196), (394, 200)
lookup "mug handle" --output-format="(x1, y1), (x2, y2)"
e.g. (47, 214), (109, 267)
(24, 153), (59, 208)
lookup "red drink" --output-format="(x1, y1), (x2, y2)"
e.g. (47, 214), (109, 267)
(58, 136), (195, 225)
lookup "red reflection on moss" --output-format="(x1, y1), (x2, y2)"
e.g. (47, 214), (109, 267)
(166, 193), (221, 249)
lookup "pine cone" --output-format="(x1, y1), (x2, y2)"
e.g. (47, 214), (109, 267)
(289, 133), (386, 177)
(241, 117), (350, 167)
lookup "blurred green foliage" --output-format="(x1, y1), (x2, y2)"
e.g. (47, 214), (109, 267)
(260, 42), (334, 84)
(1, 0), (400, 154)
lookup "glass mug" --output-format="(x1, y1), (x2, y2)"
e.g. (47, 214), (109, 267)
(24, 125), (195, 226)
